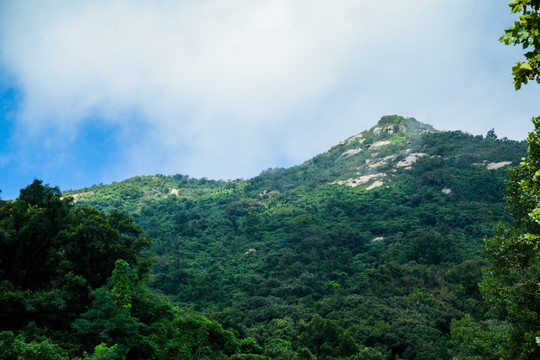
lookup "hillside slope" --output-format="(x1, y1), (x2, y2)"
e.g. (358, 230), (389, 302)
(66, 115), (527, 360)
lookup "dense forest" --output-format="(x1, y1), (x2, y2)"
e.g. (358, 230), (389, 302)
(1, 115), (532, 359)
(0, 180), (271, 359)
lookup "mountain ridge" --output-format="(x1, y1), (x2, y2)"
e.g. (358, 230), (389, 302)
(65, 115), (517, 199)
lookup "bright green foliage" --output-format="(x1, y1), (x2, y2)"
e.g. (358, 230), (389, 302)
(71, 286), (140, 357)
(500, 0), (540, 89)
(239, 337), (263, 355)
(111, 259), (134, 309)
(74, 287), (245, 359)
(480, 116), (540, 359)
(450, 315), (509, 360)
(477, 3), (540, 357)
(142, 309), (244, 359)
(81, 343), (124, 360)
(0, 331), (68, 360)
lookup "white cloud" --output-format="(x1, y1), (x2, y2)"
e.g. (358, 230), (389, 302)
(0, 0), (539, 184)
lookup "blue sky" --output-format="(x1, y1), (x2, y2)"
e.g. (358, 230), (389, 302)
(1, 0), (540, 199)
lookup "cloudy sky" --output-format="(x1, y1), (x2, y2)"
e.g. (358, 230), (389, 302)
(1, 0), (539, 199)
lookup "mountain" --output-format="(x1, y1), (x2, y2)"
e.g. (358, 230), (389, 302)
(65, 115), (527, 359)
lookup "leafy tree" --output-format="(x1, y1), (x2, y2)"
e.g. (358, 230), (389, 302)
(405, 230), (459, 265)
(81, 343), (124, 360)
(0, 331), (69, 360)
(486, 128), (497, 140)
(0, 180), (153, 334)
(475, 1), (540, 357)
(1, 180), (258, 359)
(450, 315), (509, 360)
(298, 316), (359, 358)
(480, 118), (540, 359)
(500, 0), (540, 89)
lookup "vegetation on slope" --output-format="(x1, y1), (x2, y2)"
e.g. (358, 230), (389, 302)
(62, 116), (527, 359)
(0, 180), (267, 359)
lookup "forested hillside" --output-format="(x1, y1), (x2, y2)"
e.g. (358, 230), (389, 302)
(0, 180), (273, 359)
(54, 115), (527, 359)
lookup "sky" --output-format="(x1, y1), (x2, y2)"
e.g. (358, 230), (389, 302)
(1, 0), (540, 199)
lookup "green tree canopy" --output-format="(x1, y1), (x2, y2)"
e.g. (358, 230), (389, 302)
(0, 180), (152, 331)
(500, 0), (540, 89)
(0, 180), (272, 359)
(474, 3), (540, 357)
(480, 118), (540, 359)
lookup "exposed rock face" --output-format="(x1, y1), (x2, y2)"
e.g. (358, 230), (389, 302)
(332, 173), (386, 188)
(339, 148), (363, 158)
(371, 140), (392, 148)
(368, 161), (387, 169)
(486, 161), (512, 170)
(62, 191), (94, 203)
(396, 153), (426, 168)
(367, 180), (384, 190)
(259, 190), (280, 198)
(344, 134), (364, 144)
(330, 134), (365, 152)
(324, 115), (518, 192)
(329, 116), (436, 189)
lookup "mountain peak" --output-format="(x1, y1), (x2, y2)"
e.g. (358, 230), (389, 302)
(331, 116), (435, 154)
(316, 115), (516, 190)
(322, 116), (435, 189)
(370, 115), (435, 136)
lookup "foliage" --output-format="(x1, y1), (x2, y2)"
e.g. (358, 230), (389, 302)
(480, 116), (540, 359)
(463, 3), (540, 358)
(500, 0), (540, 89)
(0, 331), (68, 360)
(0, 180), (263, 359)
(81, 343), (124, 360)
(450, 315), (509, 360)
